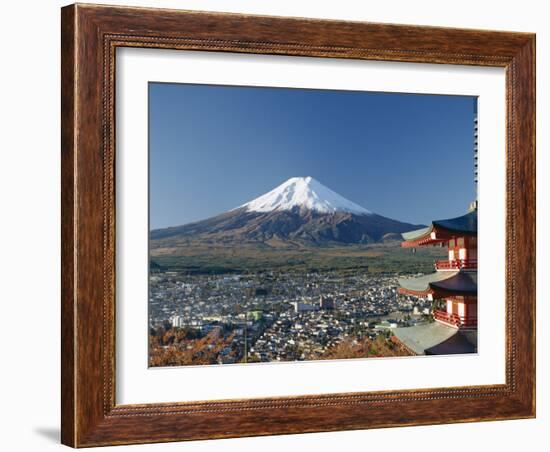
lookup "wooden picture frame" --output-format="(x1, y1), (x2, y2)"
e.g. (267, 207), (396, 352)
(61, 3), (535, 447)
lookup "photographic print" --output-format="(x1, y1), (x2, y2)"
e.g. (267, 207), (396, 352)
(148, 83), (478, 367)
(60, 6), (536, 444)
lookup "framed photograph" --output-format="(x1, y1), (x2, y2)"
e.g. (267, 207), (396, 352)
(61, 3), (536, 447)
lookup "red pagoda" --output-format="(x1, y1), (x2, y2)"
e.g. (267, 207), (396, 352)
(398, 206), (478, 331)
(394, 99), (478, 355)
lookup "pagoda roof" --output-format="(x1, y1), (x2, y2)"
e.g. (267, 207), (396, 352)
(398, 270), (477, 297)
(402, 227), (431, 242)
(433, 210), (477, 235)
(401, 209), (477, 247)
(393, 323), (477, 355)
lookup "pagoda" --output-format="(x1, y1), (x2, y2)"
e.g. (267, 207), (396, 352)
(398, 206), (477, 331)
(394, 99), (478, 354)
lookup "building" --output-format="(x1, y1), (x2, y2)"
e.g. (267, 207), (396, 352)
(398, 207), (478, 330)
(319, 295), (335, 310)
(170, 315), (186, 328)
(393, 207), (478, 355)
(393, 99), (478, 355)
(292, 301), (319, 313)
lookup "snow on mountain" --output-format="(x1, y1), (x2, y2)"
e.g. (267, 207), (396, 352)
(239, 176), (372, 215)
(151, 176), (422, 245)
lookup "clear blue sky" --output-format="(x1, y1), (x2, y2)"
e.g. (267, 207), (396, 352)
(149, 82), (476, 230)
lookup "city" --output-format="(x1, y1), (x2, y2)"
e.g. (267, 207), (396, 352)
(148, 269), (431, 366)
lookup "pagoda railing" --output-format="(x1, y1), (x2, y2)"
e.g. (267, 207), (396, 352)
(433, 310), (478, 329)
(435, 259), (477, 271)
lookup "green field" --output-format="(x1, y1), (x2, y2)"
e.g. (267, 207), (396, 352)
(150, 240), (445, 275)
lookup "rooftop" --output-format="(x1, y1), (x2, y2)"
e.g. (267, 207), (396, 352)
(393, 322), (477, 355)
(398, 271), (477, 297)
(401, 209), (477, 247)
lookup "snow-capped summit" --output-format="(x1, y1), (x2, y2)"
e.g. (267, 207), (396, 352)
(239, 176), (372, 215)
(151, 176), (423, 246)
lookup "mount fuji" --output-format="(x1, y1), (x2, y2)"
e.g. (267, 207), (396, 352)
(239, 176), (371, 216)
(151, 177), (423, 247)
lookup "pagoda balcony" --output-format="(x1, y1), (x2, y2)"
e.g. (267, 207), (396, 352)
(433, 310), (478, 329)
(435, 259), (477, 271)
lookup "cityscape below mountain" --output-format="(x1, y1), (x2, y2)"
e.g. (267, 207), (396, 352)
(149, 177), (450, 367)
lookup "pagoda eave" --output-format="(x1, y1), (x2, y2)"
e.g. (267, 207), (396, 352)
(398, 271), (477, 298)
(401, 225), (456, 248)
(398, 286), (477, 299)
(398, 286), (433, 297)
(400, 210), (478, 248)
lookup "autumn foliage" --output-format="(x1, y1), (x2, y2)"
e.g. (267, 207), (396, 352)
(149, 327), (237, 367)
(322, 333), (414, 360)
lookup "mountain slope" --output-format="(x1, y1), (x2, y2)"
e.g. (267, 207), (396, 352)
(151, 177), (422, 247)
